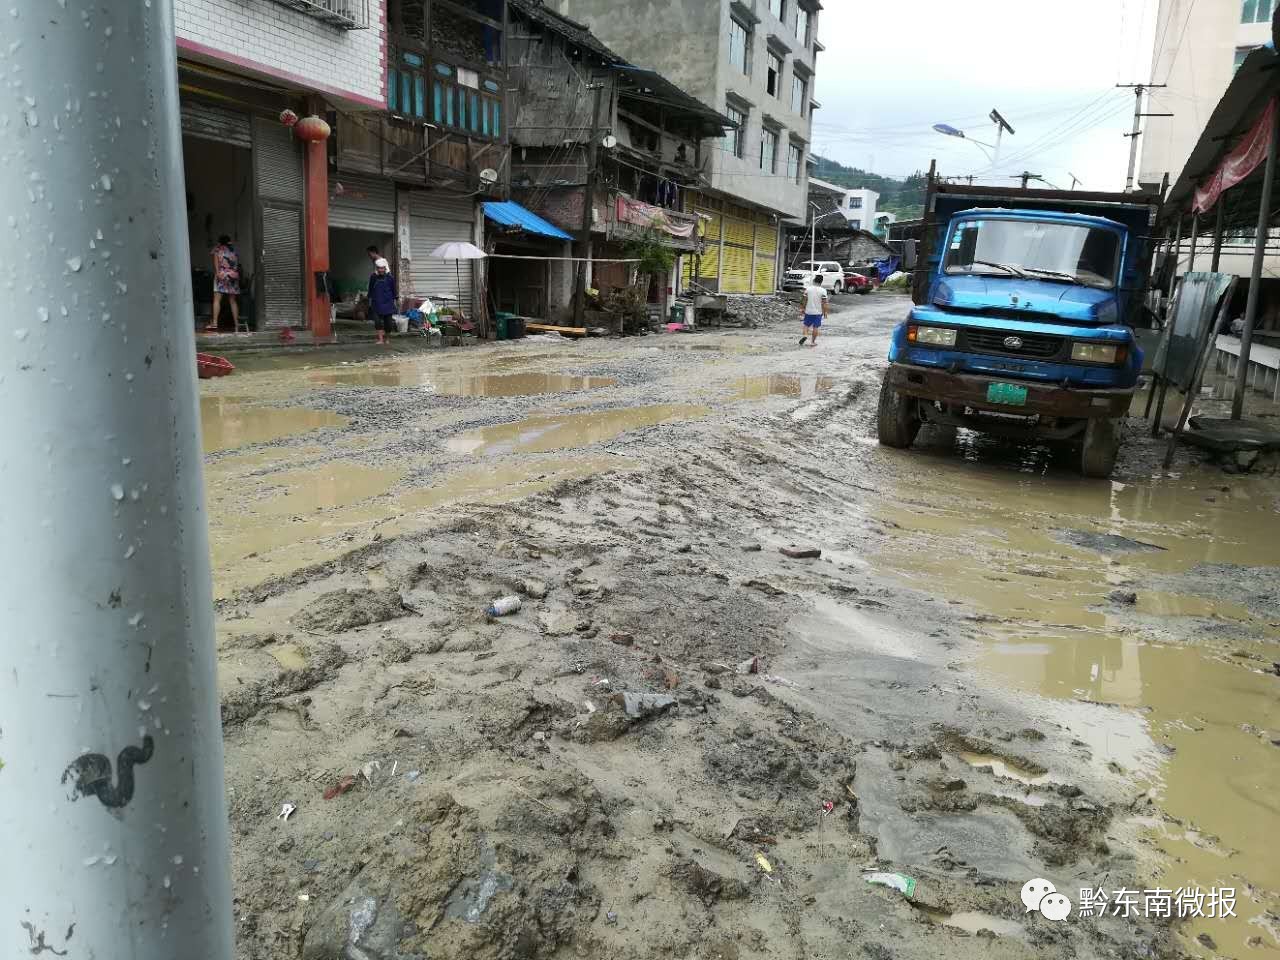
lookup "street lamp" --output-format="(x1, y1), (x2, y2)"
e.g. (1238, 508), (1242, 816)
(933, 109), (1015, 168)
(808, 202), (846, 273)
(932, 123), (996, 162)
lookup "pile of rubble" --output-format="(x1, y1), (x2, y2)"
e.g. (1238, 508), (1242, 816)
(722, 294), (800, 327)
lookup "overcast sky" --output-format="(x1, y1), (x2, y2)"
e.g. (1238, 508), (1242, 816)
(812, 0), (1159, 190)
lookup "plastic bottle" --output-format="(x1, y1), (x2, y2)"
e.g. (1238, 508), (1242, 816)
(486, 596), (522, 617)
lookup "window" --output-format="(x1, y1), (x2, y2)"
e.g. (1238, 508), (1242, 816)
(848, 196), (862, 209)
(766, 51), (783, 97)
(787, 141), (804, 181)
(729, 18), (750, 74)
(428, 61), (502, 139)
(1242, 0), (1274, 23)
(1235, 45), (1261, 71)
(850, 219), (861, 230)
(725, 105), (746, 157)
(388, 49), (428, 118)
(944, 218), (1121, 289)
(791, 73), (807, 115)
(769, 0), (785, 19)
(795, 5), (810, 44)
(760, 125), (778, 173)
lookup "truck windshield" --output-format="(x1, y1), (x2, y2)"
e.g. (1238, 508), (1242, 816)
(943, 219), (1120, 289)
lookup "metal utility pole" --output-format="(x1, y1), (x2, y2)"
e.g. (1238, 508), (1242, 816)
(1233, 103), (1280, 419)
(990, 109), (1015, 170)
(1118, 83), (1172, 191)
(1210, 200), (1227, 272)
(0, 3), (234, 958)
(1018, 171), (1041, 190)
(573, 81), (608, 328)
(1068, 172), (1082, 190)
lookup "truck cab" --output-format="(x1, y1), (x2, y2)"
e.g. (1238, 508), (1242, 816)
(877, 185), (1159, 477)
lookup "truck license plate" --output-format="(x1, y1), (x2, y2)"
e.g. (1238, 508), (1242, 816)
(986, 382), (1028, 406)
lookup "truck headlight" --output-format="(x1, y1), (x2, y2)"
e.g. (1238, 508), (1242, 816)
(1071, 342), (1125, 364)
(908, 324), (957, 347)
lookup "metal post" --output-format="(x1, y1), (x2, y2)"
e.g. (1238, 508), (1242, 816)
(1187, 213), (1199, 272)
(1233, 101), (1279, 419)
(573, 80), (607, 328)
(0, 4), (234, 959)
(1151, 215), (1185, 435)
(1210, 200), (1226, 272)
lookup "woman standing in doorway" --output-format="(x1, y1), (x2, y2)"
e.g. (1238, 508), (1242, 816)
(209, 234), (241, 332)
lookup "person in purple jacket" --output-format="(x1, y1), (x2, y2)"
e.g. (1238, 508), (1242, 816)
(368, 258), (398, 344)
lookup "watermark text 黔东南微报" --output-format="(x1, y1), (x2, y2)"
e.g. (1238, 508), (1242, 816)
(1076, 887), (1236, 920)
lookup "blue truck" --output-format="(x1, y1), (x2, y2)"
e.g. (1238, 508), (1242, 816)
(877, 181), (1161, 477)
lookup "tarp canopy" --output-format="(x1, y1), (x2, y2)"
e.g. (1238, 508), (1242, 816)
(482, 201), (574, 242)
(1164, 45), (1280, 225)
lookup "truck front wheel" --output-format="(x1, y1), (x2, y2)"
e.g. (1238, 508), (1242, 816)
(1080, 417), (1119, 478)
(877, 375), (920, 448)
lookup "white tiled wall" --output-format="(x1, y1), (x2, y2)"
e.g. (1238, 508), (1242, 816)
(175, 0), (386, 107)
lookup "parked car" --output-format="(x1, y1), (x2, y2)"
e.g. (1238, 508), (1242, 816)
(843, 270), (875, 294)
(782, 260), (846, 294)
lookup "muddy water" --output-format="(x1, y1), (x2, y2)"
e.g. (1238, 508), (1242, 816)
(200, 396), (347, 452)
(446, 405), (708, 456)
(873, 442), (1280, 953)
(733, 375), (835, 400)
(311, 368), (616, 396)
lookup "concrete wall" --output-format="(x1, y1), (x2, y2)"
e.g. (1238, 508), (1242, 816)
(556, 0), (817, 220)
(175, 0), (386, 108)
(1139, 0), (1269, 189)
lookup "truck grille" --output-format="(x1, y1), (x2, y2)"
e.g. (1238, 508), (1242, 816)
(962, 329), (1064, 360)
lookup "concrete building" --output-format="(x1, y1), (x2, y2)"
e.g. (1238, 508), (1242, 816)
(178, 0), (513, 338)
(175, 0), (388, 335)
(1140, 0), (1274, 192)
(1140, 0), (1277, 277)
(553, 0), (823, 294)
(808, 178), (879, 230)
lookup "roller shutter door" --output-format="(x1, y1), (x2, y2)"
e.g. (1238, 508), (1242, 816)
(721, 214), (753, 294)
(252, 116), (304, 328)
(753, 224), (778, 294)
(408, 192), (475, 311)
(261, 208), (303, 330)
(329, 174), (396, 232)
(181, 100), (251, 149)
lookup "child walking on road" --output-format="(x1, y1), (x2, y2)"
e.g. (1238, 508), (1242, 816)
(799, 277), (829, 347)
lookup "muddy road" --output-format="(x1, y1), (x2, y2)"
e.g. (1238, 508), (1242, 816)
(202, 293), (1280, 960)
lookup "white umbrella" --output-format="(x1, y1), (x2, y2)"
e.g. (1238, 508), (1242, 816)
(429, 241), (487, 309)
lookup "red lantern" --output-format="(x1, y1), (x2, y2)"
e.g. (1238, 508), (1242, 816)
(294, 115), (331, 142)
(278, 108), (299, 127)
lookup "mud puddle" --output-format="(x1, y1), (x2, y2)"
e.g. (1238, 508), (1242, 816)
(311, 368), (615, 396)
(959, 753), (1049, 785)
(205, 453), (619, 597)
(733, 375), (835, 400)
(201, 396), (347, 452)
(446, 404), (708, 456)
(920, 907), (1027, 940)
(873, 440), (1280, 953)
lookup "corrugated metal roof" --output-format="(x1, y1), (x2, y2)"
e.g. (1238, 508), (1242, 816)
(482, 200), (574, 241)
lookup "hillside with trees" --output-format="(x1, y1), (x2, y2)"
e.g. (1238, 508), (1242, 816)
(811, 156), (927, 220)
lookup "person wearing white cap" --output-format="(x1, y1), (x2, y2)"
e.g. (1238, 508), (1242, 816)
(367, 257), (398, 345)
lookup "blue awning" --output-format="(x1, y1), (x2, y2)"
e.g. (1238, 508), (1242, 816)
(482, 201), (573, 242)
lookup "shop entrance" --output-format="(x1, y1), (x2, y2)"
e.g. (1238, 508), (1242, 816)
(329, 175), (398, 320)
(183, 134), (255, 330)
